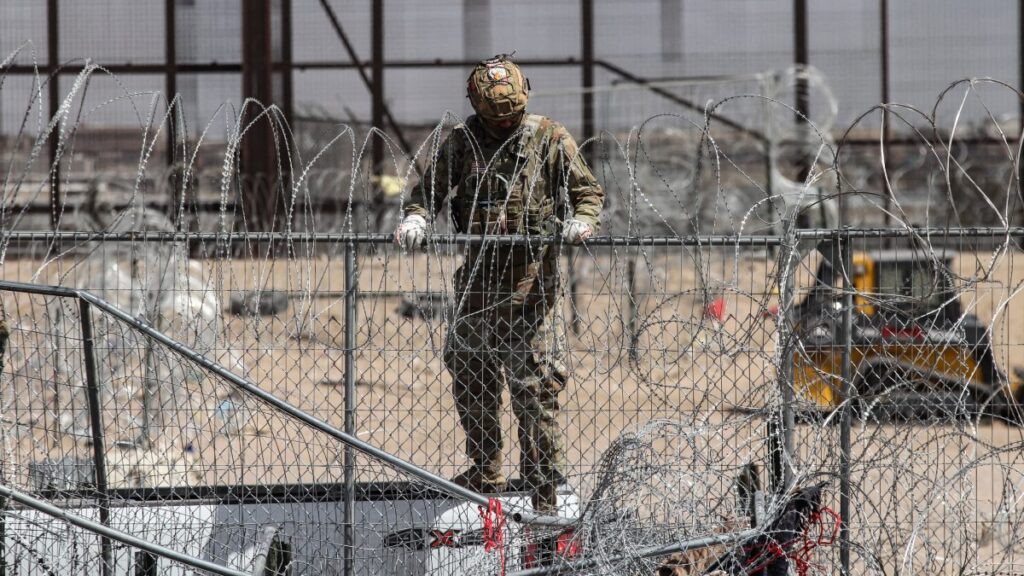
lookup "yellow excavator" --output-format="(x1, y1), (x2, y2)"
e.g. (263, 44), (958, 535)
(790, 247), (1024, 421)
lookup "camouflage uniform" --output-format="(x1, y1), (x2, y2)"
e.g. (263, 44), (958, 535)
(405, 112), (603, 510)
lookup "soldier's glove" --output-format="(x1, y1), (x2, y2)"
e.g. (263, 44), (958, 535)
(394, 214), (428, 251)
(561, 218), (593, 245)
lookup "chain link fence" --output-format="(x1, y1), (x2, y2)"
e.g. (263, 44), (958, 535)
(1, 227), (1023, 574)
(2, 48), (1024, 574)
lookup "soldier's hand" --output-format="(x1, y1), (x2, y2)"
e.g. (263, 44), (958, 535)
(394, 214), (428, 251)
(561, 219), (593, 244)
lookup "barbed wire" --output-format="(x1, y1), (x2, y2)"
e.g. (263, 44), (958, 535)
(0, 46), (1023, 574)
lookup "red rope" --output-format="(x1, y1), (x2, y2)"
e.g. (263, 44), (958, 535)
(789, 506), (842, 576)
(480, 497), (507, 576)
(742, 506), (842, 576)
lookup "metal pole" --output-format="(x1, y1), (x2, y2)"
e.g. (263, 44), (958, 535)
(581, 0), (594, 143)
(771, 2), (807, 492)
(770, 236), (796, 493)
(141, 340), (154, 448)
(148, 0), (179, 447)
(79, 299), (112, 576)
(880, 0), (892, 231)
(0, 319), (7, 576)
(241, 0), (277, 231)
(571, 0), (595, 336)
(793, 0), (810, 182)
(47, 0), (60, 231)
(568, 248), (580, 335)
(794, 0), (808, 76)
(764, 62), (796, 490)
(165, 0), (177, 168)
(280, 0), (296, 238)
(626, 256), (637, 338)
(838, 228), (853, 575)
(281, 0), (294, 128)
(371, 0), (384, 175)
(343, 241), (357, 576)
(140, 324), (159, 449)
(794, 0), (807, 67)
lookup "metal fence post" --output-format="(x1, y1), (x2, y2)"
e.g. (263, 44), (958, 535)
(572, 0), (595, 337)
(838, 228), (853, 574)
(141, 343), (156, 448)
(626, 256), (637, 339)
(0, 492), (4, 576)
(770, 238), (797, 493)
(164, 0), (177, 170)
(343, 241), (357, 576)
(0, 318), (7, 576)
(371, 0), (384, 173)
(880, 0), (892, 233)
(46, 0), (60, 232)
(569, 248), (581, 336)
(79, 299), (112, 576)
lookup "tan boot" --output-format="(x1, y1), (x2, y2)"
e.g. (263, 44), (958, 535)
(451, 467), (508, 493)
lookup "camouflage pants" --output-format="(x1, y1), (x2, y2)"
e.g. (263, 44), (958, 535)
(443, 302), (567, 493)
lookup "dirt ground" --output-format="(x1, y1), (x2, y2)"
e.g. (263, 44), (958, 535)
(3, 244), (1024, 573)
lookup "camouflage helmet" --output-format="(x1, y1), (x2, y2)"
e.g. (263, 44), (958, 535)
(466, 54), (529, 122)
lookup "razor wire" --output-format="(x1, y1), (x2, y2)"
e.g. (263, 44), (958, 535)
(0, 46), (1023, 574)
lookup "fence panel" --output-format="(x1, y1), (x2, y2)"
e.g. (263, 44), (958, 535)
(2, 230), (1023, 574)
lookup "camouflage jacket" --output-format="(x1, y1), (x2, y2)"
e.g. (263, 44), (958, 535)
(405, 114), (604, 310)
(406, 114), (603, 233)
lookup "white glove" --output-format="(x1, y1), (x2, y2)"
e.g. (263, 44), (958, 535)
(394, 214), (428, 251)
(561, 218), (593, 244)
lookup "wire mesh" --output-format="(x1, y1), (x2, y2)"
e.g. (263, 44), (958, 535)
(3, 46), (1024, 576)
(6, 229), (1024, 574)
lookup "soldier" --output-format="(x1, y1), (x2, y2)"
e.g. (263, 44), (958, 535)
(394, 54), (604, 512)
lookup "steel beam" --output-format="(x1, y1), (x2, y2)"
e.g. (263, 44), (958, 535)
(165, 0), (177, 167)
(581, 0), (594, 143)
(881, 0), (892, 229)
(241, 0), (279, 231)
(281, 0), (294, 127)
(794, 0), (809, 171)
(372, 0), (384, 174)
(47, 0), (60, 231)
